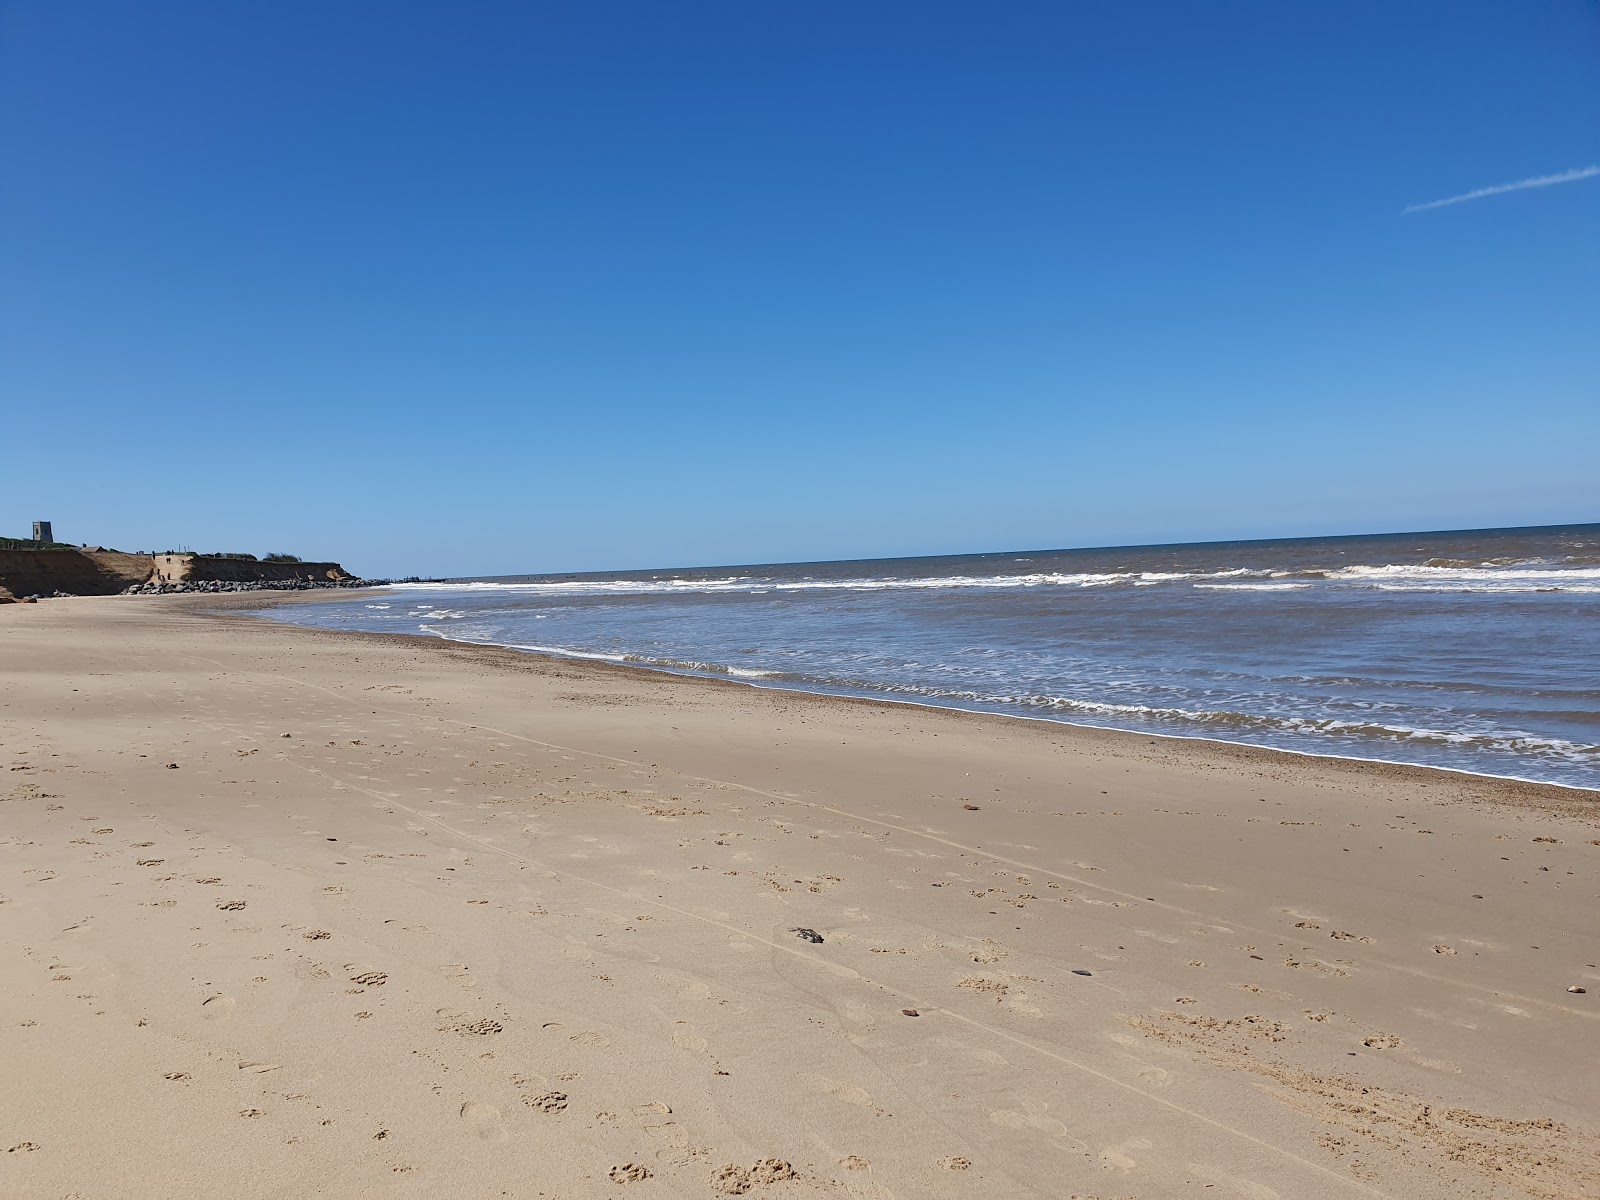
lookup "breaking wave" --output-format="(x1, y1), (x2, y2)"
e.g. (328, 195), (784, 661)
(262, 523), (1600, 790)
(389, 560), (1600, 598)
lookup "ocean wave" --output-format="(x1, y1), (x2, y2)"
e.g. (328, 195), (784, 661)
(412, 624), (1599, 767)
(850, 683), (1600, 763)
(429, 633), (786, 678)
(1331, 563), (1600, 585)
(385, 559), (1600, 599)
(1192, 582), (1314, 591)
(387, 567), (1270, 597)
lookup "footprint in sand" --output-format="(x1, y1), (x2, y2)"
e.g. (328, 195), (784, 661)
(654, 974), (713, 1002)
(990, 1099), (1087, 1151)
(1283, 957), (1348, 977)
(459, 1102), (507, 1141)
(1135, 1063), (1171, 1087)
(1098, 1137), (1153, 1173)
(201, 995), (236, 1020)
(671, 1022), (708, 1053)
(807, 1074), (878, 1111)
(523, 1091), (569, 1113)
(634, 1103), (711, 1166)
(441, 1014), (503, 1036)
(710, 1164), (752, 1194)
(749, 1160), (794, 1183)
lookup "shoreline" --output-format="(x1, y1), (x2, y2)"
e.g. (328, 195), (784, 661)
(4, 591), (1598, 1198)
(218, 587), (1600, 809)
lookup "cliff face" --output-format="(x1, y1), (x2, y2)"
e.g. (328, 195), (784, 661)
(0, 550), (156, 599)
(0, 551), (355, 599)
(152, 556), (354, 584)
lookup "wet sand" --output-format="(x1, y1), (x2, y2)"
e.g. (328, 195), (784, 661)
(2, 592), (1597, 1199)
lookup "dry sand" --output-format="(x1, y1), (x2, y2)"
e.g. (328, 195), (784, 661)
(2, 593), (1597, 1199)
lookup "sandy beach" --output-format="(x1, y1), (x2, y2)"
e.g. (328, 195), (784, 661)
(2, 593), (1596, 1200)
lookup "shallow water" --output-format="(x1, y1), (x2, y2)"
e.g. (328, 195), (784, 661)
(261, 524), (1600, 790)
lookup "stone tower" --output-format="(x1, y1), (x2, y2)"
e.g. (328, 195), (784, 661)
(32, 520), (53, 543)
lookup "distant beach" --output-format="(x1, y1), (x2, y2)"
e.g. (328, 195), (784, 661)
(261, 523), (1600, 791)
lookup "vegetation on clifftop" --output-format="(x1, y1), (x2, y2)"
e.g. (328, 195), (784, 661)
(0, 536), (80, 551)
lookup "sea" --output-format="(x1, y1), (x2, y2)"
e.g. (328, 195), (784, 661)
(260, 524), (1600, 792)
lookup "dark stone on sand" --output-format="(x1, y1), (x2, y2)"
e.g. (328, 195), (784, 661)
(901, 1009), (920, 1017)
(1072, 969), (1093, 976)
(791, 928), (824, 944)
(962, 804), (979, 810)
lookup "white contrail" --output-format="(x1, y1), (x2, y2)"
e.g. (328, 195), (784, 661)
(1403, 165), (1600, 213)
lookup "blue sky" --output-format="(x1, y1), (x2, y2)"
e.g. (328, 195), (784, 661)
(3, 1), (1596, 577)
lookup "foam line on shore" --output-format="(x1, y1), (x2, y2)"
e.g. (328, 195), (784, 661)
(414, 625), (1600, 795)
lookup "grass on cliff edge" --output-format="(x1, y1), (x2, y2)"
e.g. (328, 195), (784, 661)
(0, 538), (83, 552)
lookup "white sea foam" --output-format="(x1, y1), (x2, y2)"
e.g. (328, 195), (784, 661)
(383, 559), (1600, 599)
(1193, 582), (1314, 591)
(1329, 563), (1600, 589)
(268, 542), (1600, 790)
(386, 567), (1267, 597)
(860, 684), (1599, 763)
(412, 626), (1599, 769)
